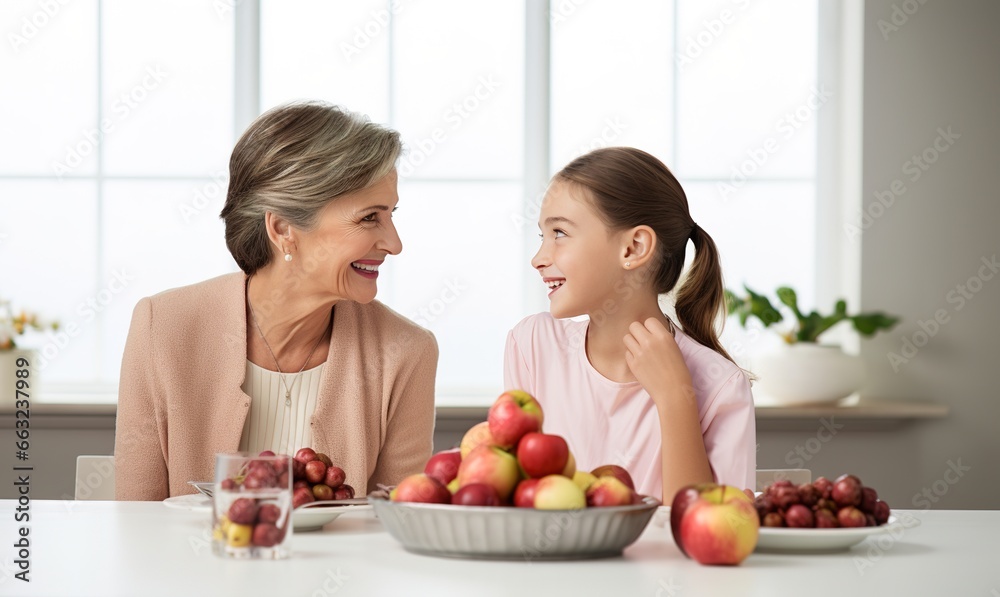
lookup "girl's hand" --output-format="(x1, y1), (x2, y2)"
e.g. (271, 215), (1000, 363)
(623, 318), (694, 405)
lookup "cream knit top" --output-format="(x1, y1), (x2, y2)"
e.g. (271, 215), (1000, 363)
(238, 360), (326, 456)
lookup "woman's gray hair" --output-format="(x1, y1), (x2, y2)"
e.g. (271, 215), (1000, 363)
(221, 101), (402, 274)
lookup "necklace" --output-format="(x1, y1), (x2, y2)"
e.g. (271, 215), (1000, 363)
(246, 276), (327, 407)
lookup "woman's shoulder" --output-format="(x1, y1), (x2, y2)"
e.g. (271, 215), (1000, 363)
(349, 300), (437, 348)
(135, 272), (245, 323)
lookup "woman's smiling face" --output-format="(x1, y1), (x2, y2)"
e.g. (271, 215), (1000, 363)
(531, 180), (625, 319)
(294, 170), (402, 304)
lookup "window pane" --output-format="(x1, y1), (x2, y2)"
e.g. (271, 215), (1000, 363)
(101, 0), (233, 176)
(100, 180), (239, 380)
(0, 181), (99, 385)
(380, 181), (524, 402)
(675, 0), (818, 178)
(551, 0), (674, 172)
(0, 0), (98, 176)
(261, 0), (390, 121)
(393, 1), (524, 180)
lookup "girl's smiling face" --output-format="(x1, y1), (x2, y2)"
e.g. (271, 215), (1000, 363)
(292, 170), (402, 304)
(532, 180), (627, 319)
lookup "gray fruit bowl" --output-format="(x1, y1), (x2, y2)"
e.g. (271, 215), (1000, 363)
(370, 496), (659, 561)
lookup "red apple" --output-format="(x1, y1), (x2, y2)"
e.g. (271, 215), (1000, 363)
(673, 484), (759, 565)
(391, 473), (451, 504)
(533, 474), (586, 510)
(304, 459), (327, 484)
(487, 390), (543, 448)
(516, 432), (569, 478)
(513, 479), (540, 508)
(294, 447), (318, 464)
(669, 483), (717, 557)
(323, 465), (346, 488)
(585, 476), (636, 507)
(451, 483), (503, 506)
(424, 448), (463, 485)
(332, 485), (355, 500)
(293, 486), (315, 508)
(590, 464), (635, 491)
(457, 445), (521, 500)
(460, 421), (496, 458)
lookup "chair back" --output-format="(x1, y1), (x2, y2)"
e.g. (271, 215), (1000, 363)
(755, 468), (812, 492)
(75, 455), (115, 500)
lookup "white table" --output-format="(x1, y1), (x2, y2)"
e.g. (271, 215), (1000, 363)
(1, 500), (997, 596)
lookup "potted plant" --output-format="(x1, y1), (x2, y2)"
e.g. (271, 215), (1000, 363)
(1, 299), (57, 404)
(724, 286), (899, 404)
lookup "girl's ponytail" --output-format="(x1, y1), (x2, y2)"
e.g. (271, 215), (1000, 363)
(674, 224), (735, 364)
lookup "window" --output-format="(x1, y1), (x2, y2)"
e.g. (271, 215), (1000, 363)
(3, 0), (831, 406)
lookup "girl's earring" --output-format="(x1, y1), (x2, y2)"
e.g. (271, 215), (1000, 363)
(284, 251), (293, 262)
(624, 262), (631, 269)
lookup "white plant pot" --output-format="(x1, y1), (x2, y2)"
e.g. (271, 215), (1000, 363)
(752, 344), (864, 405)
(0, 349), (35, 405)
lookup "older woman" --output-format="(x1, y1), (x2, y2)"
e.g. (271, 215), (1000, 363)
(114, 102), (437, 500)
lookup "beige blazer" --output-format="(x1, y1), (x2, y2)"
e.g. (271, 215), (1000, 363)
(113, 272), (438, 500)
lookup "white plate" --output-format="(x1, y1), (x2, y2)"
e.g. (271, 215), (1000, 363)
(755, 515), (898, 552)
(162, 494), (371, 532)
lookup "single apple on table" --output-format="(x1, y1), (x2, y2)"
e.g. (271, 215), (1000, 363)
(585, 476), (636, 507)
(516, 432), (569, 478)
(487, 390), (544, 449)
(671, 483), (759, 565)
(590, 464), (636, 491)
(391, 473), (452, 504)
(457, 445), (521, 501)
(459, 421), (496, 458)
(424, 448), (463, 485)
(533, 474), (586, 510)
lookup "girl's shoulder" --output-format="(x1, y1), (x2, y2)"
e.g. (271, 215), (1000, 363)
(674, 329), (751, 396)
(508, 312), (587, 348)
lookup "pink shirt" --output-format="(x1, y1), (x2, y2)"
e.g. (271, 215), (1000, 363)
(503, 313), (756, 501)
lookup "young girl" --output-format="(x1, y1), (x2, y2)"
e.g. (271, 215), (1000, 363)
(504, 147), (755, 502)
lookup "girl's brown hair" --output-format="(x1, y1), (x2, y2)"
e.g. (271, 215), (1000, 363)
(555, 147), (734, 363)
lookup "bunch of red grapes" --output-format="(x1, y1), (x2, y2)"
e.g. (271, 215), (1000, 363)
(755, 474), (891, 529)
(288, 447), (354, 509)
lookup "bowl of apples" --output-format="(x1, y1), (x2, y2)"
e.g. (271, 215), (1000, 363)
(287, 447), (371, 532)
(371, 391), (660, 560)
(752, 474), (895, 552)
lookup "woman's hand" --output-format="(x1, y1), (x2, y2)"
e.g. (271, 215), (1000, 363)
(623, 318), (693, 404)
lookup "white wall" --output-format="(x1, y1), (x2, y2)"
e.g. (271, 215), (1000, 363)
(858, 0), (1000, 509)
